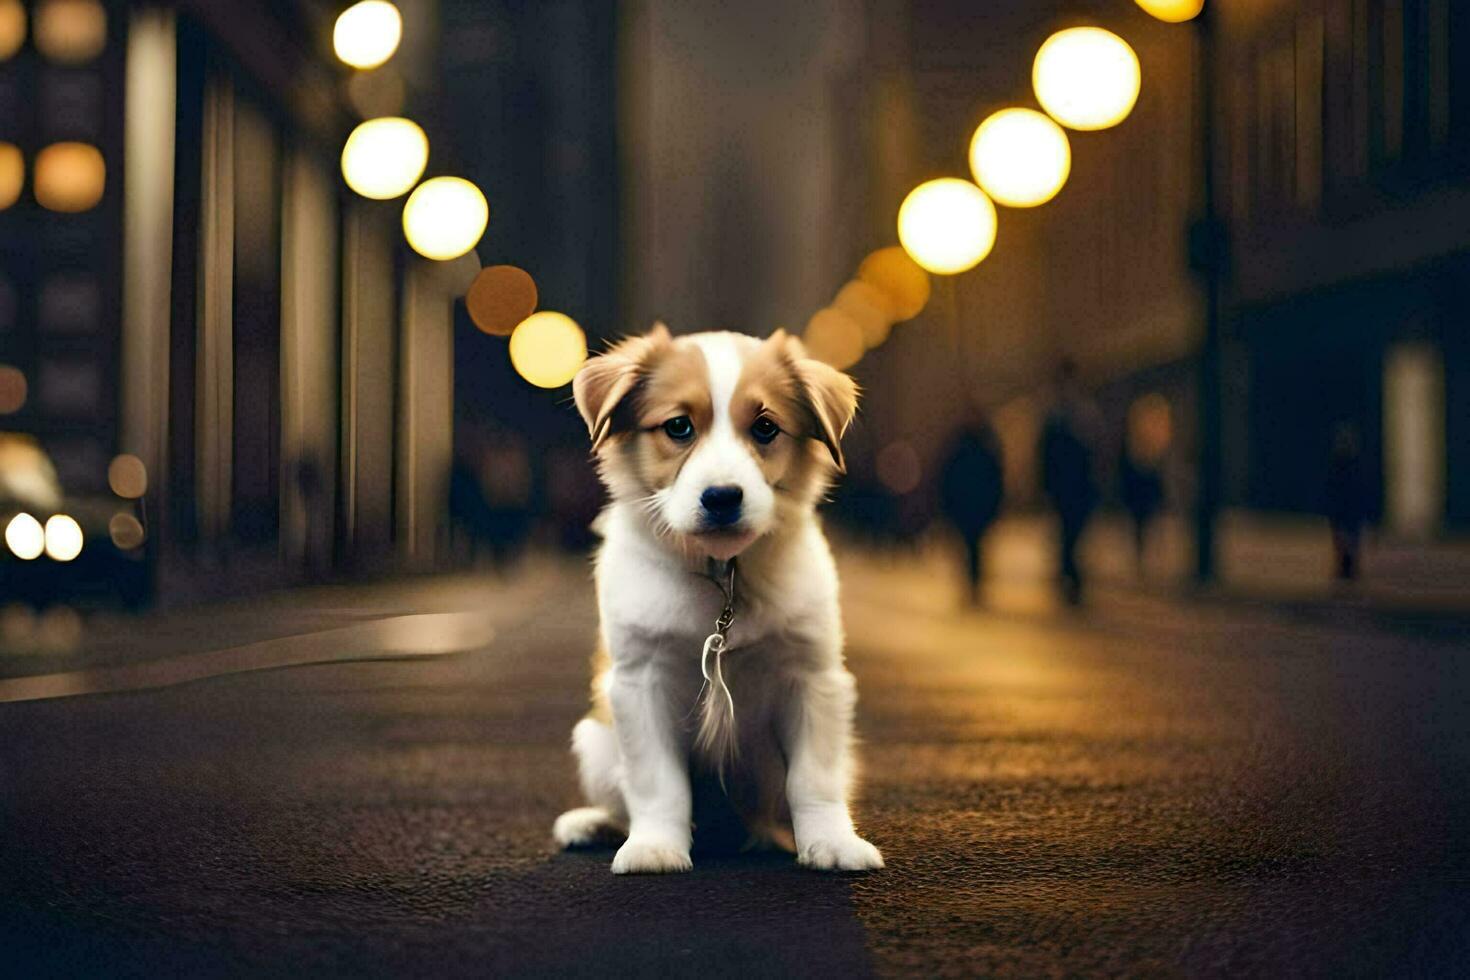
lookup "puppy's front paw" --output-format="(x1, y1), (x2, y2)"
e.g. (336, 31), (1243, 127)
(611, 837), (693, 875)
(798, 834), (884, 872)
(553, 806), (621, 849)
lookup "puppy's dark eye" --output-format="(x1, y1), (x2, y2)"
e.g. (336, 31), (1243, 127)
(750, 416), (780, 445)
(663, 416), (695, 441)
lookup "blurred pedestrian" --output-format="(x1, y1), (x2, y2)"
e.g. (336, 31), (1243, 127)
(1119, 393), (1171, 575)
(1040, 360), (1101, 605)
(480, 434), (534, 569)
(1326, 423), (1366, 581)
(940, 422), (1004, 604)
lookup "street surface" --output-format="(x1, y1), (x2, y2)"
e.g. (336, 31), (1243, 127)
(2, 549), (1467, 977)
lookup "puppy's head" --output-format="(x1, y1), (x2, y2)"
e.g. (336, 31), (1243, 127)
(574, 324), (858, 560)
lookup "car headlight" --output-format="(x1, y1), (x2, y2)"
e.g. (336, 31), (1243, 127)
(6, 512), (44, 560)
(43, 514), (83, 562)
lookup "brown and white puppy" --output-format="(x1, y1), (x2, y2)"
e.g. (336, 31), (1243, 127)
(552, 325), (883, 874)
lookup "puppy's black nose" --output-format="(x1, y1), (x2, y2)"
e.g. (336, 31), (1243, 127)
(700, 485), (743, 526)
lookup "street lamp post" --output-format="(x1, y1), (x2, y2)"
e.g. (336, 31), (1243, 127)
(1188, 6), (1223, 584)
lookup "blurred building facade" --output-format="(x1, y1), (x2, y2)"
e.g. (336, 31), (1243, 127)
(1215, 0), (1469, 536)
(0, 0), (476, 604)
(644, 0), (1469, 541)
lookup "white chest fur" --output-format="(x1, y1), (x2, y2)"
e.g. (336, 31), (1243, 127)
(595, 502), (842, 674)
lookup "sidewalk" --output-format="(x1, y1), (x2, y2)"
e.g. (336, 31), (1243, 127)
(0, 557), (571, 685)
(838, 510), (1470, 630)
(1079, 509), (1470, 615)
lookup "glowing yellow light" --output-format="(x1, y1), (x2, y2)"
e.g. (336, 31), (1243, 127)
(1033, 27), (1141, 131)
(34, 142), (105, 213)
(832, 280), (893, 349)
(0, 0), (25, 62)
(109, 512), (145, 550)
(897, 178), (997, 275)
(803, 308), (865, 370)
(44, 513), (83, 561)
(1135, 0), (1204, 23)
(509, 311), (587, 389)
(107, 454), (148, 498)
(6, 513), (43, 560)
(402, 176), (488, 261)
(857, 246), (930, 321)
(34, 0), (106, 64)
(969, 107), (1071, 208)
(341, 117), (427, 200)
(333, 0), (402, 70)
(0, 142), (21, 211)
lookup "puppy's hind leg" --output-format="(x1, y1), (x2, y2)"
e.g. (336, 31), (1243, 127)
(553, 716), (628, 848)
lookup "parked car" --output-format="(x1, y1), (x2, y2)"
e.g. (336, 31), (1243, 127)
(0, 434), (151, 608)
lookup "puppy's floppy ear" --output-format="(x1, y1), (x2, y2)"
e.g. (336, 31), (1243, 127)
(573, 322), (671, 450)
(782, 333), (859, 472)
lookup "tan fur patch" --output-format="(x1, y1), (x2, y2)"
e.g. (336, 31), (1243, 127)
(730, 332), (844, 507)
(619, 340), (712, 494)
(588, 636), (612, 724)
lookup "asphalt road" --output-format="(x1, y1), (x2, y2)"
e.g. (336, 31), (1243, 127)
(1, 553), (1467, 977)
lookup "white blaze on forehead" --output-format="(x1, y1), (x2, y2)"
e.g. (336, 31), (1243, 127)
(689, 333), (744, 432)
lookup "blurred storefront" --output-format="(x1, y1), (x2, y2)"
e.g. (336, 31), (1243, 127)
(1216, 0), (1468, 536)
(811, 0), (1467, 540)
(0, 0), (464, 605)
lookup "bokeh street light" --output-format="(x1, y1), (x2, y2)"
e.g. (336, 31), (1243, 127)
(857, 246), (930, 321)
(832, 280), (894, 349)
(803, 308), (865, 370)
(340, 117), (427, 200)
(108, 454), (148, 498)
(897, 178), (997, 275)
(1033, 27), (1141, 131)
(402, 176), (488, 261)
(969, 107), (1071, 208)
(333, 0), (402, 70)
(1135, 0), (1203, 23)
(509, 311), (586, 388)
(467, 265), (538, 336)
(109, 512), (145, 550)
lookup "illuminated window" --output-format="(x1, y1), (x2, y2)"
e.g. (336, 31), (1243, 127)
(0, 141), (21, 210)
(34, 141), (105, 212)
(0, 0), (24, 63)
(34, 0), (106, 65)
(0, 364), (26, 414)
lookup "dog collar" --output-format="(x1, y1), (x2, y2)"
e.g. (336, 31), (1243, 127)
(705, 557), (737, 643)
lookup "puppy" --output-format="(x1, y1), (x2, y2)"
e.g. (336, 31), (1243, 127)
(552, 323), (883, 874)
